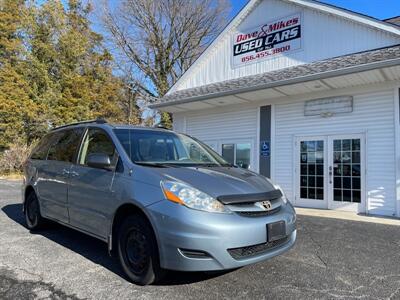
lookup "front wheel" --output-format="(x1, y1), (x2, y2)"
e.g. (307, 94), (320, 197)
(117, 214), (165, 285)
(25, 192), (45, 230)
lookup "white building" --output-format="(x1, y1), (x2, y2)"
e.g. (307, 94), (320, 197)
(150, 0), (400, 218)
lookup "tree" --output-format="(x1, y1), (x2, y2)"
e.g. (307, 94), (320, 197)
(27, 0), (130, 126)
(0, 0), (142, 153)
(100, 0), (230, 128)
(0, 0), (42, 150)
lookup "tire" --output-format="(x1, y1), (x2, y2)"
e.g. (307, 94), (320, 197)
(117, 214), (165, 285)
(25, 191), (45, 230)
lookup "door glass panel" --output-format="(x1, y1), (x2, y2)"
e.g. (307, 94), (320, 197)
(79, 129), (118, 167)
(332, 138), (361, 203)
(300, 140), (324, 200)
(47, 128), (84, 162)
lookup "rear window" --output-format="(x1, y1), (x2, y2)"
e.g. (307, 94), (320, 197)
(47, 128), (84, 162)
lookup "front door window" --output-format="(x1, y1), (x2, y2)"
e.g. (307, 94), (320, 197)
(332, 139), (361, 203)
(300, 140), (324, 201)
(79, 128), (118, 167)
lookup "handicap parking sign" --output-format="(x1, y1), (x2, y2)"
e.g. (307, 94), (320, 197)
(261, 140), (270, 157)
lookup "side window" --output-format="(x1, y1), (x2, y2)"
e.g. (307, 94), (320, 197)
(30, 134), (53, 160)
(79, 128), (118, 167)
(47, 128), (84, 162)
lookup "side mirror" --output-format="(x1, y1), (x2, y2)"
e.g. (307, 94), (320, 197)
(86, 153), (112, 170)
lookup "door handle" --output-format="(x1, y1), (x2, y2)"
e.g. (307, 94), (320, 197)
(329, 166), (333, 184)
(70, 171), (79, 177)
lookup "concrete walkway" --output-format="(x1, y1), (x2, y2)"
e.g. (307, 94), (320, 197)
(296, 207), (400, 226)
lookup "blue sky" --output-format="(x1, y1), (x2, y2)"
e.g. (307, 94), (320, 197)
(230, 0), (400, 20)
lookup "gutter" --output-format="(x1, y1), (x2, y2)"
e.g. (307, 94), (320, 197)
(150, 57), (400, 109)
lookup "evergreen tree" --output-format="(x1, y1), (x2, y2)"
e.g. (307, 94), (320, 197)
(0, 0), (141, 152)
(0, 0), (42, 150)
(27, 0), (128, 126)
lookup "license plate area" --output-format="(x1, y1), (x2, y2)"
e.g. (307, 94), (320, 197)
(267, 221), (286, 242)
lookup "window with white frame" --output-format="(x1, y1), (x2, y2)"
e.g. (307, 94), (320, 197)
(222, 142), (252, 169)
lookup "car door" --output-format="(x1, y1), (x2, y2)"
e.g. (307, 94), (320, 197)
(68, 127), (119, 238)
(38, 128), (84, 223)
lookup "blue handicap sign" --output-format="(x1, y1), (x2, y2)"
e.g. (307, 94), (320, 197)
(260, 140), (270, 157)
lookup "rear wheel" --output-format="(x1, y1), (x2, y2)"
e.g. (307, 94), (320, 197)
(25, 191), (45, 230)
(117, 214), (165, 285)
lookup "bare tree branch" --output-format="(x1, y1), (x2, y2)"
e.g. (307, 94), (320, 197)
(99, 0), (229, 96)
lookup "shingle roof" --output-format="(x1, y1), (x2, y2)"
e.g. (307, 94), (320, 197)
(151, 45), (400, 108)
(386, 16), (400, 27)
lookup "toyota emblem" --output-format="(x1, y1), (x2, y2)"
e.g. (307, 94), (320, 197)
(261, 200), (272, 211)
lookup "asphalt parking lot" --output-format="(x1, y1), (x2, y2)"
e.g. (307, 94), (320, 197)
(1, 180), (400, 299)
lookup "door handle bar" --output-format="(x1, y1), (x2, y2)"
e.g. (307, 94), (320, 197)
(70, 171), (79, 177)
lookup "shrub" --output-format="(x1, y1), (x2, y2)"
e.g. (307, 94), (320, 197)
(0, 139), (36, 174)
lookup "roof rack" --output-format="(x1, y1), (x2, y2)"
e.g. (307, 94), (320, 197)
(51, 118), (107, 131)
(153, 123), (170, 130)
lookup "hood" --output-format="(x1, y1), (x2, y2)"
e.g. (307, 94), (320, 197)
(146, 166), (276, 198)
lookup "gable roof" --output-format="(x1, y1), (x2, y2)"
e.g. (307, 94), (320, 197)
(167, 0), (400, 95)
(150, 44), (400, 108)
(385, 16), (400, 27)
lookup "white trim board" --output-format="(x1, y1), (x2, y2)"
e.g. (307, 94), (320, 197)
(394, 87), (400, 217)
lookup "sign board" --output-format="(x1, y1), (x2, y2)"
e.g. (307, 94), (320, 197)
(232, 13), (302, 68)
(304, 96), (353, 117)
(260, 140), (270, 158)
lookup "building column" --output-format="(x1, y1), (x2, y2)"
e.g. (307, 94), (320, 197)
(259, 105), (272, 178)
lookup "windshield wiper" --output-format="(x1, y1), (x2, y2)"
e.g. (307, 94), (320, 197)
(134, 162), (170, 168)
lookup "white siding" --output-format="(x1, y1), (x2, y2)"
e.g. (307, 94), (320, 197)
(183, 107), (259, 171)
(172, 0), (400, 92)
(172, 113), (185, 132)
(274, 89), (396, 216)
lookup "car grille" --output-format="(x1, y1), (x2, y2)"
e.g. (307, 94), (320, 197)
(236, 206), (281, 217)
(227, 236), (289, 260)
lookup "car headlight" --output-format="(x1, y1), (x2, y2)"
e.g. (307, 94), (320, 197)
(274, 184), (288, 204)
(161, 180), (231, 214)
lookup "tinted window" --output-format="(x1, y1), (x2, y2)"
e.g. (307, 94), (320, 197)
(79, 128), (118, 166)
(30, 134), (53, 160)
(47, 128), (84, 162)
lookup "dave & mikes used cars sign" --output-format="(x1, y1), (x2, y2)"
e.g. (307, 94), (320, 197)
(232, 13), (302, 68)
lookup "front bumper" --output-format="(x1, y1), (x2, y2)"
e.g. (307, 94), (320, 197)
(146, 200), (297, 271)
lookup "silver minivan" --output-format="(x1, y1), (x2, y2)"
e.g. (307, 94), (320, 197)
(23, 119), (297, 285)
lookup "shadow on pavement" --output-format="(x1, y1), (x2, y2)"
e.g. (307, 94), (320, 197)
(1, 203), (230, 286)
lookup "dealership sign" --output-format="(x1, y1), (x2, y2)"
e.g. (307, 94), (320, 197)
(232, 14), (302, 68)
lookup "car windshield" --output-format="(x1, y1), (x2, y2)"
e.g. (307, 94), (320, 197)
(114, 129), (231, 167)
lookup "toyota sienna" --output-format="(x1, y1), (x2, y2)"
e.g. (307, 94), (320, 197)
(23, 119), (297, 285)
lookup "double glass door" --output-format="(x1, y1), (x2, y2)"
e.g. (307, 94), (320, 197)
(296, 134), (365, 212)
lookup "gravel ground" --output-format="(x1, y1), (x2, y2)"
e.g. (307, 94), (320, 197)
(1, 179), (400, 299)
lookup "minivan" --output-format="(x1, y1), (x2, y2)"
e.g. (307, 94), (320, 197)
(23, 119), (297, 285)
